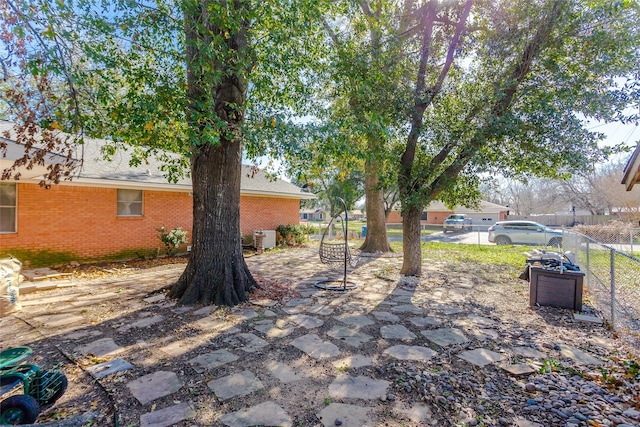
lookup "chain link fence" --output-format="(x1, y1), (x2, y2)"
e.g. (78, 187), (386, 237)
(563, 228), (640, 348)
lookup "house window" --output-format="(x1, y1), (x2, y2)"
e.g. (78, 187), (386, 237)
(117, 189), (143, 216)
(0, 183), (17, 233)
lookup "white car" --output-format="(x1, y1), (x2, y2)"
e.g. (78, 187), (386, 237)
(488, 221), (563, 246)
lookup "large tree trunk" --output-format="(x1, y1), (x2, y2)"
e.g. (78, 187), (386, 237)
(169, 137), (256, 306)
(169, 0), (256, 306)
(400, 204), (423, 276)
(360, 156), (392, 253)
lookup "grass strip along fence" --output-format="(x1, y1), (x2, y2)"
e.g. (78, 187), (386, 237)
(563, 230), (640, 347)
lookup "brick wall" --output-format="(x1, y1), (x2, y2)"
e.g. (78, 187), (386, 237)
(240, 195), (300, 236)
(387, 211), (403, 223)
(386, 210), (455, 225)
(425, 210), (454, 225)
(1, 183), (302, 262)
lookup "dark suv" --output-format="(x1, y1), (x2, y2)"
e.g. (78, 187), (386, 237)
(488, 221), (563, 246)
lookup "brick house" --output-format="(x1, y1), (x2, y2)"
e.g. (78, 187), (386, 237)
(0, 121), (313, 265)
(387, 200), (509, 226)
(299, 208), (329, 222)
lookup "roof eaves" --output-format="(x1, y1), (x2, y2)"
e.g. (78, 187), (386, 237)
(241, 189), (316, 200)
(621, 144), (640, 191)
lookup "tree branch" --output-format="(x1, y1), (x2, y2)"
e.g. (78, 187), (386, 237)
(426, 0), (564, 200)
(427, 0), (473, 100)
(322, 18), (340, 46)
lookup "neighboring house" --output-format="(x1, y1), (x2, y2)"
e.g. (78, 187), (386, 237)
(622, 142), (640, 191)
(387, 200), (509, 225)
(350, 209), (364, 221)
(299, 208), (328, 222)
(0, 121), (314, 264)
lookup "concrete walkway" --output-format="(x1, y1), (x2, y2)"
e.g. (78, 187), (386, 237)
(1, 248), (636, 427)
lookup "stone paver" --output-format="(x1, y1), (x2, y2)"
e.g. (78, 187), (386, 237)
(290, 334), (341, 359)
(218, 401), (292, 427)
(63, 330), (103, 340)
(33, 313), (85, 328)
(436, 305), (465, 315)
(380, 324), (417, 341)
(75, 338), (124, 357)
(503, 364), (537, 376)
(371, 311), (400, 322)
(558, 344), (604, 365)
(332, 355), (374, 370)
(327, 326), (373, 347)
(390, 304), (423, 315)
(143, 294), (166, 303)
(171, 306), (193, 315)
(409, 316), (439, 327)
(189, 349), (238, 373)
(306, 304), (335, 315)
(223, 333), (269, 353)
(265, 360), (308, 383)
(396, 403), (433, 423)
(231, 308), (259, 321)
(421, 328), (467, 347)
(574, 313), (604, 324)
(193, 305), (217, 316)
(207, 370), (264, 401)
(159, 338), (201, 357)
(458, 348), (505, 367)
(118, 315), (164, 332)
(193, 317), (240, 333)
(474, 328), (499, 340)
(334, 314), (375, 327)
(328, 375), (390, 400)
(288, 314), (324, 329)
(86, 358), (134, 379)
(383, 345), (438, 361)
(251, 299), (277, 307)
(285, 298), (314, 307)
(252, 321), (295, 339)
(514, 418), (544, 427)
(127, 371), (182, 404)
(317, 403), (372, 427)
(140, 402), (196, 427)
(511, 346), (547, 359)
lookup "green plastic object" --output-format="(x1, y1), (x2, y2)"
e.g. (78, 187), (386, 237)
(0, 347), (32, 369)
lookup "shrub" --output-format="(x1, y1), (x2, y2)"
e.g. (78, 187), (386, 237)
(157, 226), (189, 256)
(276, 224), (315, 246)
(573, 221), (636, 244)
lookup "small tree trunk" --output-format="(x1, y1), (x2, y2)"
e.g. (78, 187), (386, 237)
(360, 156), (392, 253)
(400, 204), (423, 276)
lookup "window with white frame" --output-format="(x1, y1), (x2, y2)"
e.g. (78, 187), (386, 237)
(117, 189), (143, 216)
(0, 183), (17, 233)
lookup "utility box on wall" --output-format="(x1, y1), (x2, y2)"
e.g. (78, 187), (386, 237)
(253, 230), (276, 249)
(529, 267), (584, 311)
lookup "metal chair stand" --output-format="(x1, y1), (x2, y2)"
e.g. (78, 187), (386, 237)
(315, 197), (358, 291)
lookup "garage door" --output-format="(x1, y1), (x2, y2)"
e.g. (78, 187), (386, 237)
(465, 213), (499, 224)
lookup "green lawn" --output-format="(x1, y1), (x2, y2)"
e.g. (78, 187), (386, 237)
(389, 241), (527, 268)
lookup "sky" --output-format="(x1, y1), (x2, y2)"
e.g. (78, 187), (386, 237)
(587, 118), (640, 165)
(591, 121), (639, 147)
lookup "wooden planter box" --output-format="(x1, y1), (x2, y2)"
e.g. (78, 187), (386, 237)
(529, 267), (584, 311)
